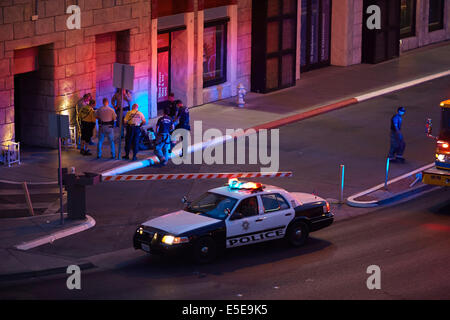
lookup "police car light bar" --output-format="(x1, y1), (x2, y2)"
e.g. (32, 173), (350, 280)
(227, 178), (264, 191)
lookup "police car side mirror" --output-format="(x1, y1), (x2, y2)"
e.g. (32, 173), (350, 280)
(230, 212), (244, 221)
(181, 196), (188, 204)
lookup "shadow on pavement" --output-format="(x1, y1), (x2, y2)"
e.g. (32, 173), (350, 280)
(111, 237), (334, 280)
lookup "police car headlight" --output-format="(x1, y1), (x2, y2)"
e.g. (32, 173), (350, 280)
(323, 201), (330, 214)
(436, 154), (446, 162)
(162, 235), (189, 245)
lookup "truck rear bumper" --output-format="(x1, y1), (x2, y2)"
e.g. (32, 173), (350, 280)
(422, 167), (450, 187)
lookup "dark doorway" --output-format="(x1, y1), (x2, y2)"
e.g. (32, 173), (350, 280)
(251, 0), (298, 93)
(157, 31), (172, 111)
(13, 72), (36, 143)
(362, 0), (400, 64)
(300, 0), (332, 72)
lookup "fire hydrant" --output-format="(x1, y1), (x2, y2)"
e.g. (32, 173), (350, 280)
(237, 83), (246, 108)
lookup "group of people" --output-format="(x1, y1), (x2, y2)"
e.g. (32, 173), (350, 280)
(76, 91), (190, 165)
(77, 91), (146, 161)
(154, 93), (191, 165)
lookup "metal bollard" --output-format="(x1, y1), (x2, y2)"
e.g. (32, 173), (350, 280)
(384, 158), (390, 190)
(339, 164), (345, 204)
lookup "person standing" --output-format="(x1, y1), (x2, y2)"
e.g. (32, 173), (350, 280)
(95, 98), (117, 159)
(388, 106), (406, 163)
(167, 93), (178, 120)
(78, 99), (97, 156)
(123, 104), (146, 161)
(75, 93), (93, 148)
(111, 88), (132, 127)
(155, 107), (174, 166)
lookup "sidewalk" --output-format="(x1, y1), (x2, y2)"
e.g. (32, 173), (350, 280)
(0, 42), (449, 281)
(0, 214), (95, 279)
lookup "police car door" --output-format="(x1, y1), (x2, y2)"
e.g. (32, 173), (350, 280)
(258, 193), (295, 239)
(225, 196), (267, 248)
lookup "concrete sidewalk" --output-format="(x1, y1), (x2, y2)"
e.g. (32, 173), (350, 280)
(0, 214), (95, 279)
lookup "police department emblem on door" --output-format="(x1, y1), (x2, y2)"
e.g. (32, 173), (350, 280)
(242, 220), (249, 231)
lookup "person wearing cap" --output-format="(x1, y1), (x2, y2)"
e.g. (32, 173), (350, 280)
(123, 103), (146, 161)
(388, 106), (406, 163)
(175, 100), (190, 131)
(154, 107), (174, 166)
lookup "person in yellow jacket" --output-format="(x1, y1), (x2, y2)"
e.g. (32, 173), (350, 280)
(78, 100), (97, 156)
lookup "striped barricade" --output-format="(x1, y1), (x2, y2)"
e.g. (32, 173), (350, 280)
(102, 171), (293, 182)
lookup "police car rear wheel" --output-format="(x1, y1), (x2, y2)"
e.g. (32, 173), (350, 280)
(286, 222), (309, 247)
(193, 237), (217, 264)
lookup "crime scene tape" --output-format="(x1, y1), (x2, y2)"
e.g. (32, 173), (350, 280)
(102, 171), (293, 182)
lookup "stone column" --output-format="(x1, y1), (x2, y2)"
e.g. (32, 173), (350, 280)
(171, 12), (195, 108)
(0, 56), (13, 144)
(194, 7), (204, 107)
(331, 0), (362, 67)
(149, 18), (158, 118)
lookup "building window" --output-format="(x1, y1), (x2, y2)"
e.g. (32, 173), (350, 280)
(400, 0), (416, 38)
(429, 0), (444, 32)
(203, 19), (228, 87)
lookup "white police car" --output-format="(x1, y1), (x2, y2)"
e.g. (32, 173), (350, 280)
(133, 179), (333, 263)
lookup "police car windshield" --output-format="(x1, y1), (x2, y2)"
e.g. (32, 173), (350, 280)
(185, 192), (238, 220)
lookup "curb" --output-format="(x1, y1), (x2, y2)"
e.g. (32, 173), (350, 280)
(346, 163), (436, 208)
(14, 215), (96, 251)
(102, 69), (450, 177)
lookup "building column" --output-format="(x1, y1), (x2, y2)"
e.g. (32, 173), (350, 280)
(149, 18), (158, 119)
(331, 0), (362, 67)
(171, 12), (195, 108)
(0, 56), (13, 144)
(194, 8), (204, 107)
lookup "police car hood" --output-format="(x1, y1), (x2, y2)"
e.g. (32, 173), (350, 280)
(290, 192), (326, 205)
(142, 210), (221, 235)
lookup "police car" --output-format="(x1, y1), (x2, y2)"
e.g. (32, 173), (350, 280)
(133, 179), (334, 263)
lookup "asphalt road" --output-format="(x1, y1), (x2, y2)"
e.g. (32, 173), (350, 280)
(0, 187), (448, 300)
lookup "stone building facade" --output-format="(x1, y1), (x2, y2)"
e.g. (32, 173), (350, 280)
(0, 0), (449, 148)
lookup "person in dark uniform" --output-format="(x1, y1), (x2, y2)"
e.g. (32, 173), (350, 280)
(123, 104), (146, 161)
(167, 93), (178, 120)
(388, 106), (406, 163)
(175, 100), (190, 131)
(155, 107), (174, 166)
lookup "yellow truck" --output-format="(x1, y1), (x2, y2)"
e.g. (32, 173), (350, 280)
(422, 99), (450, 187)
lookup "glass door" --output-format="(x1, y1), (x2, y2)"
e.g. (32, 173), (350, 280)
(157, 32), (171, 110)
(300, 0), (331, 72)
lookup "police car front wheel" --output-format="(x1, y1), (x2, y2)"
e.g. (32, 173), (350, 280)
(286, 221), (309, 247)
(193, 236), (217, 264)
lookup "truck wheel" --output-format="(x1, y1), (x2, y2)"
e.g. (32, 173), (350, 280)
(193, 237), (217, 264)
(286, 221), (309, 247)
